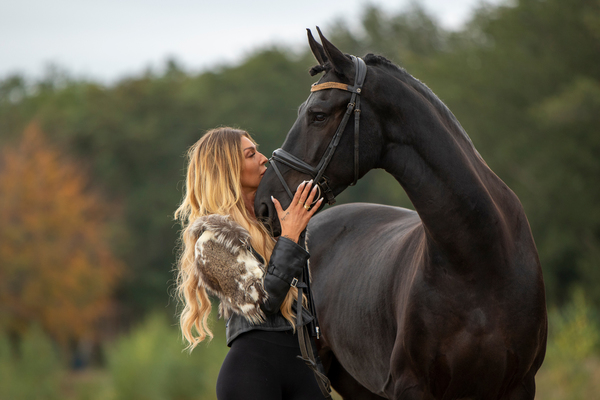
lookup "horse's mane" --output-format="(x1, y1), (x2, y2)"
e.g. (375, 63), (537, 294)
(310, 54), (476, 150)
(364, 54), (476, 149)
(309, 53), (406, 76)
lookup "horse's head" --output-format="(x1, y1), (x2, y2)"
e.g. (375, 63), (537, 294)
(255, 28), (385, 235)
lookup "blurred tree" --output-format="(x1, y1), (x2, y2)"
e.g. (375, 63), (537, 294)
(0, 0), (598, 315)
(107, 312), (227, 400)
(325, 3), (448, 71)
(0, 123), (121, 345)
(0, 49), (318, 316)
(530, 77), (600, 305)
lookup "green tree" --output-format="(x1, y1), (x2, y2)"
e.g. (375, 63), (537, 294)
(0, 0), (598, 314)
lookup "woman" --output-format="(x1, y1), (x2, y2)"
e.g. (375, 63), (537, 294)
(175, 127), (326, 399)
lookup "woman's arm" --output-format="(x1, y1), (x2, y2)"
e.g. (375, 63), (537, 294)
(260, 236), (309, 314)
(261, 180), (323, 313)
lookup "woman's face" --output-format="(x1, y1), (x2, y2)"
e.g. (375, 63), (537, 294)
(240, 136), (268, 192)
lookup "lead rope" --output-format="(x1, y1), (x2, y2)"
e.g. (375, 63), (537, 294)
(294, 234), (332, 399)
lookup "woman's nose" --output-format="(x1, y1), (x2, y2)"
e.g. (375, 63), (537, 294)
(260, 153), (268, 165)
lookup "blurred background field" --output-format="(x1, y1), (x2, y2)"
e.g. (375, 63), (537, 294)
(1, 0), (599, 398)
(1, 291), (600, 400)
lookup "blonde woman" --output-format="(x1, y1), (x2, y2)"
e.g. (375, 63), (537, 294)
(175, 127), (326, 399)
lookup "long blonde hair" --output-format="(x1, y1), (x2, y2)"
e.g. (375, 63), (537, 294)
(175, 127), (300, 351)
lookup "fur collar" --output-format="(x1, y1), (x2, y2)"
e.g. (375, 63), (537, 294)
(189, 214), (267, 324)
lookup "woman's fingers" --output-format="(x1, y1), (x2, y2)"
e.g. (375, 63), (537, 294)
(271, 196), (284, 217)
(274, 179), (322, 217)
(272, 183), (324, 241)
(308, 197), (324, 216)
(305, 184), (318, 206)
(297, 180), (314, 208)
(292, 181), (308, 206)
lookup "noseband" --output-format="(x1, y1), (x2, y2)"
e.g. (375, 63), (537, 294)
(269, 55), (367, 205)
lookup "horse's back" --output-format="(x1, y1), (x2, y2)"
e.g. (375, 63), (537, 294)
(308, 202), (421, 244)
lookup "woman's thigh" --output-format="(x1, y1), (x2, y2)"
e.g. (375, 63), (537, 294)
(216, 334), (281, 400)
(216, 331), (325, 400)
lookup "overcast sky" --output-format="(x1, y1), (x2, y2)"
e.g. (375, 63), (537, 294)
(0, 0), (503, 83)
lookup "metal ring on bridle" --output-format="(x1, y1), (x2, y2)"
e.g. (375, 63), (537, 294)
(268, 55), (367, 206)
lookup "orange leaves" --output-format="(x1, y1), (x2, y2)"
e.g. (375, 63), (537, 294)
(0, 123), (122, 344)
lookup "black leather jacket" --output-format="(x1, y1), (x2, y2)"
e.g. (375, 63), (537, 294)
(226, 237), (314, 346)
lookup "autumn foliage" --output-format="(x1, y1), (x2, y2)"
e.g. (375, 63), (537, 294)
(0, 123), (121, 344)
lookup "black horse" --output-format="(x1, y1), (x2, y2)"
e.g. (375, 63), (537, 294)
(255, 29), (547, 400)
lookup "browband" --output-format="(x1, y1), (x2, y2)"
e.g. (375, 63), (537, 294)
(311, 82), (349, 92)
(270, 55), (367, 205)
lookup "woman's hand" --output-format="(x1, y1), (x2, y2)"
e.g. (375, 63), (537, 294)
(271, 180), (324, 243)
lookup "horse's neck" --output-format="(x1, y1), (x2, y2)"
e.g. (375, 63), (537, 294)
(380, 75), (521, 268)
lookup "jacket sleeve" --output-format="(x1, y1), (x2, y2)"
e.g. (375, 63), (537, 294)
(261, 237), (309, 314)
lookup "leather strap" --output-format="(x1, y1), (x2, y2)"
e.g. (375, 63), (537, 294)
(311, 81), (349, 92)
(353, 94), (361, 185)
(296, 282), (332, 398)
(270, 160), (294, 200)
(294, 232), (332, 399)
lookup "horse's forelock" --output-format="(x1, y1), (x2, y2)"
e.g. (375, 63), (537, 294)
(309, 63), (329, 76)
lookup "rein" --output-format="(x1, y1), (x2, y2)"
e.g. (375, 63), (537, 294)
(269, 55), (367, 205)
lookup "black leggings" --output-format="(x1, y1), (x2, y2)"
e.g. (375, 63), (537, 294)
(216, 329), (326, 400)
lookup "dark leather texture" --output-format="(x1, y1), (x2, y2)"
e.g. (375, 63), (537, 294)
(226, 237), (314, 346)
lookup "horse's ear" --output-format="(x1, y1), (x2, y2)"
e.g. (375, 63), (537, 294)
(307, 28), (327, 65)
(317, 27), (353, 78)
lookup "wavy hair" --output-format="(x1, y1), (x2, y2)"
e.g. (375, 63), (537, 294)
(174, 127), (300, 351)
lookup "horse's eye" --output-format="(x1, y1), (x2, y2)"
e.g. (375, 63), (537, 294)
(314, 113), (326, 122)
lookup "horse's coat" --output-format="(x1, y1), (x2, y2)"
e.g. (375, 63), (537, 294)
(255, 29), (547, 400)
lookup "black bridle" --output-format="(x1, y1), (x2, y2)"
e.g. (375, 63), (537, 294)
(269, 55), (367, 205)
